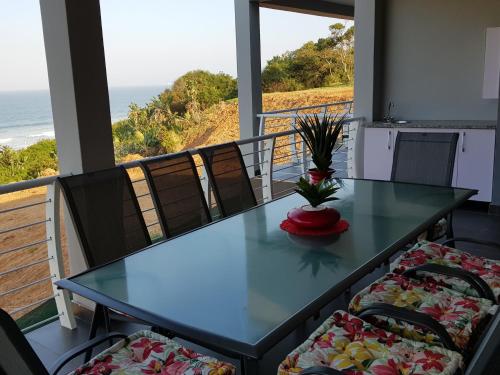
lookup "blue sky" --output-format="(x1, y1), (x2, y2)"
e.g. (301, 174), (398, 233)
(0, 0), (352, 91)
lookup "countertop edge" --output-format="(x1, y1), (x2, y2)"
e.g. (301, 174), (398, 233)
(365, 120), (497, 130)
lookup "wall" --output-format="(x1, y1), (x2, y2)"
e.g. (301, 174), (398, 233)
(381, 0), (500, 121)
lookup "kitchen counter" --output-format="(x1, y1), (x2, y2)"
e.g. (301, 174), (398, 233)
(365, 120), (496, 129)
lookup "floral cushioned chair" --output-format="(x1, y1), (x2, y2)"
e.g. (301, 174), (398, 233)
(69, 330), (235, 375)
(391, 240), (500, 303)
(348, 273), (495, 355)
(278, 311), (463, 375)
(0, 307), (234, 375)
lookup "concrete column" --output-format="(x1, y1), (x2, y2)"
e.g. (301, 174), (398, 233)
(39, 0), (114, 174)
(235, 0), (263, 174)
(353, 0), (385, 178)
(39, 0), (115, 275)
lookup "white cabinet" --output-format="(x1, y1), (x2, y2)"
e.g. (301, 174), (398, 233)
(455, 129), (495, 202)
(364, 127), (495, 202)
(363, 128), (395, 181)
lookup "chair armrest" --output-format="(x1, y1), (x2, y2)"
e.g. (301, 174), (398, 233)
(300, 366), (344, 375)
(357, 303), (459, 352)
(442, 237), (500, 251)
(402, 264), (496, 303)
(49, 332), (128, 375)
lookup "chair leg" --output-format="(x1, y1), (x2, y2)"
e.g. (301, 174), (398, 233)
(446, 212), (455, 248)
(85, 304), (105, 363)
(344, 287), (351, 305)
(103, 307), (114, 346)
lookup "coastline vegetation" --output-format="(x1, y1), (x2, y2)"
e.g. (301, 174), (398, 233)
(0, 23), (354, 184)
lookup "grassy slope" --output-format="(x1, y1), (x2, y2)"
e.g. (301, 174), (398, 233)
(183, 86), (354, 149)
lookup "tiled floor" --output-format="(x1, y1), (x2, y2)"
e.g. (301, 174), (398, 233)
(26, 205), (500, 374)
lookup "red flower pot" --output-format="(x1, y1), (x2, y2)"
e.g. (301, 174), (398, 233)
(287, 205), (340, 229)
(308, 168), (335, 184)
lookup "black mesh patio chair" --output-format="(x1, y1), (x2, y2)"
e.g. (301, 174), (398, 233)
(391, 132), (459, 186)
(141, 152), (211, 238)
(391, 132), (459, 240)
(0, 307), (127, 375)
(58, 166), (151, 267)
(0, 308), (234, 375)
(58, 166), (152, 360)
(199, 142), (257, 217)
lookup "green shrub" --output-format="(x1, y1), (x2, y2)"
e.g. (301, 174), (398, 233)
(170, 70), (237, 113)
(0, 139), (58, 183)
(112, 95), (183, 159)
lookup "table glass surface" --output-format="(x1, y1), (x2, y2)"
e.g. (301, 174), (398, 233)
(67, 179), (472, 349)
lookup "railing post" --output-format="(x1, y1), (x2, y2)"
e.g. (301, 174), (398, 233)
(200, 165), (212, 209)
(347, 119), (361, 178)
(261, 137), (276, 202)
(258, 115), (265, 136)
(300, 134), (309, 178)
(290, 111), (299, 164)
(258, 116), (266, 168)
(46, 182), (77, 329)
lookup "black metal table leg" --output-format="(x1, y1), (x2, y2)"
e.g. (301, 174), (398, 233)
(241, 357), (259, 375)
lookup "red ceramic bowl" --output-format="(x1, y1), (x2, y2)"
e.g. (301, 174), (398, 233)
(287, 206), (340, 229)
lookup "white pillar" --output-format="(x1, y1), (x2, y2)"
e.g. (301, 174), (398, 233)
(354, 0), (377, 123)
(490, 74), (500, 209)
(39, 0), (115, 276)
(353, 0), (384, 178)
(235, 0), (263, 174)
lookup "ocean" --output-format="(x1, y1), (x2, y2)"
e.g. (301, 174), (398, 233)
(0, 86), (166, 150)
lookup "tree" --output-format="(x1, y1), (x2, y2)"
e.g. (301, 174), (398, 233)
(261, 23), (355, 92)
(170, 70), (237, 113)
(331, 24), (355, 83)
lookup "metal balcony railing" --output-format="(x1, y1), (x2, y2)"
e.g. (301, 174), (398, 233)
(0, 110), (362, 333)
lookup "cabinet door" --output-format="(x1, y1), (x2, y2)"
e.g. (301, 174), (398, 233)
(456, 129), (495, 202)
(364, 128), (394, 180)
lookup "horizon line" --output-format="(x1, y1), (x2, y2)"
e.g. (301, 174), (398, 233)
(0, 83), (173, 94)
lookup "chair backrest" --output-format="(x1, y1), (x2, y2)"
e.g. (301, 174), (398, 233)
(199, 142), (257, 217)
(141, 152), (211, 238)
(58, 166), (151, 268)
(0, 308), (49, 375)
(391, 132), (459, 186)
(465, 308), (500, 375)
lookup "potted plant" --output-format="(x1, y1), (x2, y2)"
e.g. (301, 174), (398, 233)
(287, 177), (341, 229)
(295, 113), (347, 184)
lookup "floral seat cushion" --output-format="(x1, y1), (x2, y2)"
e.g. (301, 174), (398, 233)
(278, 311), (462, 375)
(391, 240), (500, 302)
(69, 330), (235, 375)
(349, 273), (494, 352)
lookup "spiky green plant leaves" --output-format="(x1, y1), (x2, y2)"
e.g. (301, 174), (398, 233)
(294, 177), (340, 207)
(295, 113), (346, 171)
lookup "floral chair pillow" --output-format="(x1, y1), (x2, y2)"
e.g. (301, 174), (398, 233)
(69, 330), (235, 375)
(278, 311), (463, 375)
(391, 240), (500, 302)
(349, 273), (495, 353)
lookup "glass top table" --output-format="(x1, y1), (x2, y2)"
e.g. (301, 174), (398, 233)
(56, 179), (475, 362)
